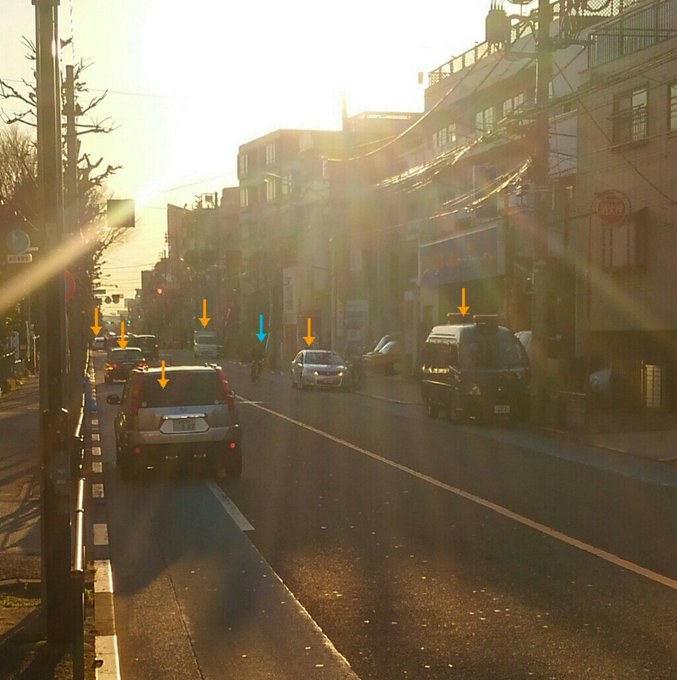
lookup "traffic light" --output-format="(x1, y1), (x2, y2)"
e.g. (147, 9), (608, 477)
(156, 287), (164, 295)
(111, 294), (120, 304)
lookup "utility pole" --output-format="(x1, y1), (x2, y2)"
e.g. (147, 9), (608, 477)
(530, 0), (553, 425)
(34, 0), (70, 642)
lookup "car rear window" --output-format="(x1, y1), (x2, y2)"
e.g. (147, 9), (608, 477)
(139, 371), (226, 408)
(111, 349), (143, 362)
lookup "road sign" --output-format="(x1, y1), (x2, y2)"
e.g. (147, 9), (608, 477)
(5, 229), (30, 254)
(596, 190), (630, 226)
(6, 253), (32, 264)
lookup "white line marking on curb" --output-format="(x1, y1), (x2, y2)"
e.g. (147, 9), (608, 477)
(93, 523), (109, 546)
(92, 446), (102, 456)
(243, 398), (677, 592)
(92, 433), (101, 442)
(95, 635), (121, 680)
(92, 483), (104, 499)
(94, 559), (113, 593)
(205, 483), (356, 677)
(92, 461), (103, 474)
(206, 482), (254, 531)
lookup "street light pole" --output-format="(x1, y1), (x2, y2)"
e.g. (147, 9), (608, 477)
(529, 0), (553, 425)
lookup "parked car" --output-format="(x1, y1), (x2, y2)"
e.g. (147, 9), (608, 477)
(362, 339), (401, 374)
(290, 349), (353, 390)
(133, 334), (160, 361)
(421, 315), (530, 423)
(107, 364), (241, 481)
(104, 347), (147, 383)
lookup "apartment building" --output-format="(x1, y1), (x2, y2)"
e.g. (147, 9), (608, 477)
(574, 0), (677, 410)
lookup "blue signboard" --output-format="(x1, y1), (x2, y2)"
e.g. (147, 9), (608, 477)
(419, 225), (505, 287)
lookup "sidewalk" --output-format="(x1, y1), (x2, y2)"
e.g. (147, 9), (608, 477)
(0, 376), (74, 679)
(356, 370), (677, 464)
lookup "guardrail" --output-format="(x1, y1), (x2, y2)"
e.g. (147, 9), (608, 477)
(70, 365), (89, 680)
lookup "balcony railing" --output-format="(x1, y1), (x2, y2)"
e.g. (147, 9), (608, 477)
(428, 0), (644, 86)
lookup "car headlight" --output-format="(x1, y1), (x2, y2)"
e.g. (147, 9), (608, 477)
(337, 371), (344, 377)
(313, 370), (319, 376)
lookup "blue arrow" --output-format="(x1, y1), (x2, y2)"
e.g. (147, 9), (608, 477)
(256, 314), (267, 343)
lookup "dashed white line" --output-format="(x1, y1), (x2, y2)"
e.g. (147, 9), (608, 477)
(92, 483), (104, 499)
(244, 399), (677, 592)
(91, 418), (99, 426)
(93, 523), (109, 546)
(206, 482), (254, 531)
(95, 635), (121, 680)
(92, 461), (103, 474)
(92, 433), (101, 442)
(92, 446), (102, 456)
(94, 559), (113, 593)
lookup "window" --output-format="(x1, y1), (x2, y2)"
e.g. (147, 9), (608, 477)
(282, 174), (293, 196)
(475, 106), (494, 133)
(601, 208), (647, 271)
(265, 143), (276, 166)
(669, 82), (677, 132)
(265, 178), (277, 202)
(612, 87), (648, 144)
(502, 92), (525, 117)
(238, 153), (248, 178)
(433, 123), (456, 150)
(239, 187), (249, 209)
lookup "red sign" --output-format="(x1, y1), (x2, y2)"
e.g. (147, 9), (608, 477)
(596, 190), (630, 226)
(64, 270), (76, 302)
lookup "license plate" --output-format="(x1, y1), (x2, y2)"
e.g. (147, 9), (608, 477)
(494, 405), (510, 414)
(173, 419), (197, 432)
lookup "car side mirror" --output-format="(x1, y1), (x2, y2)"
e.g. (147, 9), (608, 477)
(106, 394), (121, 405)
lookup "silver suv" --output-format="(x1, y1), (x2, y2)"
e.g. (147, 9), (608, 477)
(108, 365), (241, 481)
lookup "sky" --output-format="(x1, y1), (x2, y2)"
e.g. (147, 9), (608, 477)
(2, 0), (533, 304)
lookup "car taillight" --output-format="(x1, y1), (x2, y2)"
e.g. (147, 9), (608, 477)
(135, 361), (147, 369)
(217, 368), (235, 412)
(130, 375), (142, 416)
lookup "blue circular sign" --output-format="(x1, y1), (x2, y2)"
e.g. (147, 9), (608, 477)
(6, 229), (30, 255)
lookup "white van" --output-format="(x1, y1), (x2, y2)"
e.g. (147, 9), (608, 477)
(193, 331), (218, 359)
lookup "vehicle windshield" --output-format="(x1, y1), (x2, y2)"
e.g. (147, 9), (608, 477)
(139, 372), (225, 407)
(460, 330), (528, 370)
(110, 349), (143, 362)
(305, 352), (344, 365)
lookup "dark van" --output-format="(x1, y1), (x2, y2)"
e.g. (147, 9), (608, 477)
(420, 315), (530, 423)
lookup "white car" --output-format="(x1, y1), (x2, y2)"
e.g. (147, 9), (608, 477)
(290, 349), (353, 390)
(92, 336), (105, 351)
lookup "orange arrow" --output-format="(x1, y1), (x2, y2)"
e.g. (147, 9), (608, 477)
(198, 298), (211, 328)
(303, 317), (315, 346)
(117, 321), (128, 348)
(90, 307), (102, 336)
(458, 288), (470, 316)
(157, 360), (169, 389)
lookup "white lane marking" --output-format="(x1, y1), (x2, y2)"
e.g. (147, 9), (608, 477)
(92, 461), (103, 474)
(92, 433), (101, 442)
(243, 398), (677, 592)
(92, 483), (105, 499)
(94, 559), (113, 593)
(93, 523), (109, 546)
(92, 446), (102, 456)
(91, 418), (99, 426)
(205, 482), (254, 531)
(95, 634), (121, 680)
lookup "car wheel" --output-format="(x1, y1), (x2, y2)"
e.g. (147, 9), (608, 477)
(426, 398), (439, 419)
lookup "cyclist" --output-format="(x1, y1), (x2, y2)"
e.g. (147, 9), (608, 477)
(251, 342), (265, 381)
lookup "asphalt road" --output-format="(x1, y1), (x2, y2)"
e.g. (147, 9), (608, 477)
(94, 351), (677, 679)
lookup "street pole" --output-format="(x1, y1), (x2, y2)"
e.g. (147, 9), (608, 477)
(529, 0), (553, 425)
(34, 0), (70, 642)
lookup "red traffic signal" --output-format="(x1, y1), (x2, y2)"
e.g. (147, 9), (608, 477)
(156, 287), (164, 295)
